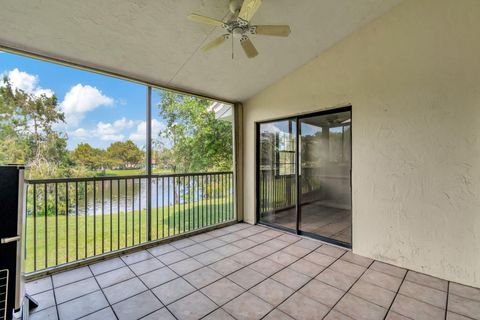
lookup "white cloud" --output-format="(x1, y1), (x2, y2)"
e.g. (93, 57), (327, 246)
(2, 68), (54, 98)
(129, 119), (164, 142)
(113, 117), (135, 130)
(60, 84), (113, 127)
(69, 117), (141, 143)
(95, 122), (125, 141)
(70, 128), (89, 138)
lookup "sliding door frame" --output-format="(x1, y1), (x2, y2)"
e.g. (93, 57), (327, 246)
(255, 105), (352, 248)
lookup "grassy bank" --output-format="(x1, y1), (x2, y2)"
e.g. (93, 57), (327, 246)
(25, 198), (234, 272)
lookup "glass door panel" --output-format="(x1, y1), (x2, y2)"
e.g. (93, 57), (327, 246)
(258, 120), (297, 230)
(299, 110), (352, 245)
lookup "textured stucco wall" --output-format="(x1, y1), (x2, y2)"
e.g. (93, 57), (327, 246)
(242, 0), (480, 287)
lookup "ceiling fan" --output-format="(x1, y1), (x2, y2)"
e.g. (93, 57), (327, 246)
(188, 0), (291, 59)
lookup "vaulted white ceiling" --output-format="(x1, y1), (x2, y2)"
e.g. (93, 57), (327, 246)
(0, 0), (401, 102)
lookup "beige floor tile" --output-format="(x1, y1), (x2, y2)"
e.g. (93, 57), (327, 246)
(151, 277), (195, 305)
(300, 279), (344, 307)
(267, 251), (298, 266)
(249, 257), (285, 277)
(391, 294), (445, 320)
(201, 278), (245, 305)
(448, 293), (480, 320)
(210, 258), (244, 275)
(169, 257), (203, 275)
(304, 252), (336, 267)
(281, 245), (312, 258)
(370, 261), (407, 279)
(103, 277), (147, 304)
(264, 309), (295, 320)
(250, 278), (294, 305)
(324, 310), (355, 320)
(449, 282), (480, 302)
(316, 245), (346, 258)
(182, 266), (222, 289)
(271, 268), (311, 290)
(349, 279), (396, 308)
(316, 268), (357, 291)
(399, 280), (447, 309)
(139, 267), (178, 288)
(340, 251), (373, 267)
(224, 292), (273, 320)
(289, 259), (326, 278)
(228, 267), (267, 289)
(231, 250), (262, 265)
(405, 270), (448, 292)
(203, 308), (235, 320)
(279, 292), (330, 320)
(168, 291), (217, 320)
(330, 259), (366, 278)
(334, 293), (387, 320)
(360, 269), (403, 292)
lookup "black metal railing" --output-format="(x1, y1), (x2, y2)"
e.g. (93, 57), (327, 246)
(24, 172), (234, 273)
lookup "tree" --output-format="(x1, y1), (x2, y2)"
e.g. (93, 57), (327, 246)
(72, 143), (106, 171)
(106, 140), (144, 169)
(0, 77), (68, 178)
(157, 91), (232, 173)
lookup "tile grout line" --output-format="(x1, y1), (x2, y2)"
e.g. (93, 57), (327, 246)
(320, 255), (375, 320)
(444, 281), (450, 320)
(86, 264), (120, 320)
(260, 249), (348, 320)
(382, 267), (408, 320)
(118, 224), (280, 320)
(175, 227), (295, 319)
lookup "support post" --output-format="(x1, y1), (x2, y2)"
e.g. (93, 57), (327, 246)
(146, 86), (152, 241)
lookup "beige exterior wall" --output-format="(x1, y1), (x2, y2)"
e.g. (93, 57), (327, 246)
(242, 0), (480, 287)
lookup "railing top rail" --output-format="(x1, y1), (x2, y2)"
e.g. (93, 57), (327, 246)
(24, 171), (233, 184)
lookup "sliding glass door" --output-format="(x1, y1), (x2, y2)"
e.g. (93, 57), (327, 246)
(299, 110), (351, 244)
(257, 107), (352, 247)
(257, 119), (297, 231)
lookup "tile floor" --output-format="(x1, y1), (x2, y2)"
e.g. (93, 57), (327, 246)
(25, 223), (480, 320)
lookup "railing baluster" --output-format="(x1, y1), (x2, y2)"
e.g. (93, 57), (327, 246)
(55, 183), (58, 265)
(44, 183), (47, 268)
(156, 177), (159, 240)
(139, 178), (141, 243)
(132, 179), (135, 245)
(93, 181), (96, 256)
(65, 182), (69, 263)
(75, 181), (79, 261)
(33, 184), (36, 271)
(167, 177), (170, 237)
(84, 182), (87, 258)
(110, 179), (113, 252)
(101, 179), (104, 254)
(183, 176), (186, 233)
(124, 179), (127, 248)
(117, 179), (120, 250)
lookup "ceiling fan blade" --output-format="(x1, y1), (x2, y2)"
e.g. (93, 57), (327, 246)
(253, 25), (291, 37)
(188, 14), (225, 27)
(238, 0), (262, 22)
(202, 35), (228, 52)
(240, 36), (258, 58)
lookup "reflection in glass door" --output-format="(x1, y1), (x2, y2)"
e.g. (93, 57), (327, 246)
(258, 119), (297, 231)
(257, 107), (352, 247)
(299, 110), (351, 245)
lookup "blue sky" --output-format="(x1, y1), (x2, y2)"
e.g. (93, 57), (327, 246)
(0, 51), (166, 150)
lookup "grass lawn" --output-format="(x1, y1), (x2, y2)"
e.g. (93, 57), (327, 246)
(25, 198), (234, 272)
